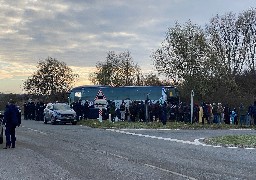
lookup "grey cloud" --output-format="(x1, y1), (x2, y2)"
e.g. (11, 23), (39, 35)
(1, 0), (256, 93)
(1, 0), (256, 68)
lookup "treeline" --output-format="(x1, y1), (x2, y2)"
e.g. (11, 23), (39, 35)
(89, 51), (169, 87)
(5, 8), (256, 109)
(152, 8), (256, 107)
(0, 93), (26, 110)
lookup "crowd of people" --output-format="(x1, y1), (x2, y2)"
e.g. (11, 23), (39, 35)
(2, 98), (256, 150)
(23, 100), (45, 121)
(21, 98), (256, 127)
(71, 100), (90, 120)
(70, 99), (256, 126)
(191, 102), (256, 126)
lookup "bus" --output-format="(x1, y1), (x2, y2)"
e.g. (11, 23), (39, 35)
(69, 85), (179, 107)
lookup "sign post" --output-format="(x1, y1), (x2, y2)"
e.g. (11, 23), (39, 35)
(145, 93), (150, 123)
(191, 90), (194, 124)
(98, 108), (103, 122)
(94, 89), (107, 122)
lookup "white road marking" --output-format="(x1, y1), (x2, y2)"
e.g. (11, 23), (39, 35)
(106, 129), (256, 150)
(107, 129), (200, 145)
(106, 150), (197, 179)
(121, 128), (181, 131)
(144, 163), (197, 180)
(212, 146), (222, 148)
(26, 127), (47, 135)
(230, 129), (253, 131)
(227, 147), (238, 149)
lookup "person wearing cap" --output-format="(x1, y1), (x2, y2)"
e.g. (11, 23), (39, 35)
(3, 99), (21, 149)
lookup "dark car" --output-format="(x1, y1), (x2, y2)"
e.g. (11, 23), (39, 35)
(43, 103), (77, 125)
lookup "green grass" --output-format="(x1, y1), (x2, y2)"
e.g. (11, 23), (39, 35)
(205, 135), (256, 148)
(77, 119), (254, 130)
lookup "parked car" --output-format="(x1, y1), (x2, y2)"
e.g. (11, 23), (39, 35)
(43, 103), (77, 125)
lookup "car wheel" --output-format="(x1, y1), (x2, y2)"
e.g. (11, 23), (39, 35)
(51, 116), (56, 125)
(72, 122), (77, 125)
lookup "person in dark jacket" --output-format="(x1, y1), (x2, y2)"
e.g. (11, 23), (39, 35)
(3, 99), (21, 149)
(23, 102), (28, 120)
(161, 102), (167, 125)
(120, 101), (126, 121)
(252, 101), (256, 125)
(83, 101), (90, 120)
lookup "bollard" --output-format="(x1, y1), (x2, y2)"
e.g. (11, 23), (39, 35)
(109, 114), (112, 122)
(98, 108), (102, 122)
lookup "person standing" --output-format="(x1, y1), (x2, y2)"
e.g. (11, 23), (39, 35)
(38, 101), (45, 121)
(109, 102), (116, 122)
(230, 108), (237, 125)
(252, 101), (256, 126)
(3, 99), (21, 149)
(217, 103), (224, 124)
(35, 101), (40, 121)
(224, 105), (230, 124)
(202, 102), (209, 124)
(212, 103), (218, 124)
(239, 103), (247, 126)
(199, 104), (203, 124)
(83, 101), (90, 120)
(161, 102), (167, 126)
(23, 102), (28, 120)
(120, 101), (126, 121)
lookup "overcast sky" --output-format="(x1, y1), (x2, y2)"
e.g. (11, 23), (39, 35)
(1, 0), (256, 94)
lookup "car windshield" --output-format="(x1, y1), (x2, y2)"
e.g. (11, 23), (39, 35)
(53, 104), (71, 111)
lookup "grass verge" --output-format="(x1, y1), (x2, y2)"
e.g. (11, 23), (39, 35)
(77, 119), (254, 130)
(78, 120), (256, 148)
(204, 135), (256, 148)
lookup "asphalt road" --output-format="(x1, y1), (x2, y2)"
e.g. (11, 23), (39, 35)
(0, 120), (256, 180)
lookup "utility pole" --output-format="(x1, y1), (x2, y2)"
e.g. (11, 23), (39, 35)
(145, 93), (150, 123)
(191, 90), (194, 124)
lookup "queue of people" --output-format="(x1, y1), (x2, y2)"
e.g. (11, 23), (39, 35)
(90, 99), (256, 126)
(3, 97), (256, 150)
(23, 100), (46, 121)
(104, 100), (169, 125)
(56, 98), (256, 127)
(192, 101), (256, 126)
(70, 100), (90, 120)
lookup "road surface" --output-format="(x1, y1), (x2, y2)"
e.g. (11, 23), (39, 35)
(0, 120), (255, 180)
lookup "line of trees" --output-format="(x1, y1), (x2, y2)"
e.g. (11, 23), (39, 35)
(20, 8), (256, 108)
(152, 8), (256, 107)
(88, 51), (167, 86)
(21, 54), (166, 103)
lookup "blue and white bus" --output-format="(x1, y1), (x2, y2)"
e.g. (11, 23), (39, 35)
(69, 85), (179, 107)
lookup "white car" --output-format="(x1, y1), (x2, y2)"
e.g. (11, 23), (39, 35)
(43, 103), (77, 125)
